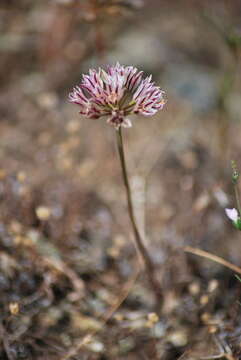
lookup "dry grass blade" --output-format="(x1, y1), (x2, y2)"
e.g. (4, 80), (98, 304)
(184, 246), (241, 275)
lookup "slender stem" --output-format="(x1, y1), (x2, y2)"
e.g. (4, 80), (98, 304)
(116, 127), (162, 302)
(231, 160), (241, 216)
(234, 184), (241, 216)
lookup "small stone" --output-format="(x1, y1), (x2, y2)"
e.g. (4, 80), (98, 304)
(200, 295), (209, 306)
(207, 279), (219, 293)
(37, 92), (58, 109)
(168, 330), (188, 347)
(152, 322), (166, 338)
(208, 325), (218, 334)
(27, 229), (40, 243)
(71, 314), (102, 332)
(17, 171), (26, 182)
(193, 192), (210, 212)
(188, 282), (200, 296)
(201, 312), (211, 324)
(9, 302), (19, 315)
(9, 221), (22, 234)
(114, 313), (124, 322)
(14, 235), (32, 247)
(86, 340), (104, 353)
(36, 206), (51, 220)
(123, 318), (147, 330)
(114, 234), (126, 248)
(0, 169), (6, 180)
(118, 337), (135, 354)
(107, 246), (120, 258)
(147, 312), (159, 324)
(162, 291), (179, 314)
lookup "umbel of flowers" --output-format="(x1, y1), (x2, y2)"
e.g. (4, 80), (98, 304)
(69, 62), (166, 129)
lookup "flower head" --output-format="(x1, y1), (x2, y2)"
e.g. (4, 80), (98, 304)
(225, 208), (239, 222)
(225, 207), (241, 230)
(69, 63), (166, 129)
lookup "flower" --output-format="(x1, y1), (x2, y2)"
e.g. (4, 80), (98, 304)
(225, 208), (239, 222)
(69, 63), (166, 129)
(225, 207), (241, 230)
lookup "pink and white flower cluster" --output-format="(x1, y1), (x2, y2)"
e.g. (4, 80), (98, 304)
(69, 63), (166, 129)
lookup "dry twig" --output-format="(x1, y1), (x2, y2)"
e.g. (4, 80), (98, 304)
(184, 246), (241, 275)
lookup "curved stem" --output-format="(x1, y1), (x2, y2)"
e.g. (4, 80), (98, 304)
(116, 127), (162, 303)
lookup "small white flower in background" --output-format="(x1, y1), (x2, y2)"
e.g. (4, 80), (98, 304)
(225, 208), (241, 230)
(225, 208), (239, 222)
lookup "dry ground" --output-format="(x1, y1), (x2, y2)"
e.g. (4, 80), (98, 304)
(0, 1), (241, 359)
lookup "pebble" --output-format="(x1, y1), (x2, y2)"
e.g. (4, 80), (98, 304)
(36, 206), (51, 220)
(86, 340), (104, 353)
(168, 330), (188, 347)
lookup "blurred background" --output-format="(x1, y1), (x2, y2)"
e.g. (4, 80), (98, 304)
(0, 1), (241, 359)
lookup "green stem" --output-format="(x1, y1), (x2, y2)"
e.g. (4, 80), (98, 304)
(116, 127), (162, 302)
(234, 184), (241, 216)
(231, 161), (241, 216)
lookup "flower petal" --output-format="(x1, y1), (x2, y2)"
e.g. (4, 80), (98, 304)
(225, 208), (239, 222)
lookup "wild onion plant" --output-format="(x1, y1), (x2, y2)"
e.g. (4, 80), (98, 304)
(69, 63), (166, 301)
(225, 161), (241, 230)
